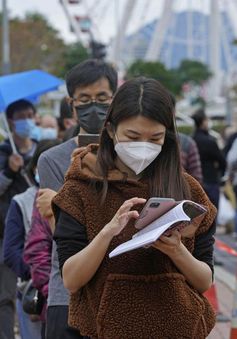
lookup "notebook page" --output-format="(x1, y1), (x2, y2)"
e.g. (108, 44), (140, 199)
(109, 222), (173, 258)
(109, 213), (190, 258)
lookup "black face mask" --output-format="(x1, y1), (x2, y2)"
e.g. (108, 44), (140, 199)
(75, 102), (110, 134)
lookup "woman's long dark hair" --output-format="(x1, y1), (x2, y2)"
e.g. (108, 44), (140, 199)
(97, 77), (190, 202)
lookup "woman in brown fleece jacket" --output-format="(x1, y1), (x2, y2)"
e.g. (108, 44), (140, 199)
(53, 77), (217, 339)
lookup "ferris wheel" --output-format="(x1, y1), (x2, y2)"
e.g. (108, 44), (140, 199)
(59, 0), (111, 44)
(59, 0), (237, 96)
(111, 0), (237, 96)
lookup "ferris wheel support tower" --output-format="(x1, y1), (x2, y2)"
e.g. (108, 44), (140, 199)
(145, 0), (173, 61)
(209, 0), (221, 97)
(111, 0), (137, 69)
(59, 0), (84, 44)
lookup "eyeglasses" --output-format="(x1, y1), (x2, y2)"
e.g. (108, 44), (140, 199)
(72, 94), (112, 106)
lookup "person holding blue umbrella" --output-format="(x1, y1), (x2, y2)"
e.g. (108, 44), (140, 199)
(0, 99), (38, 339)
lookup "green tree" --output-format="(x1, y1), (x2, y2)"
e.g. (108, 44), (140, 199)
(126, 60), (180, 94)
(0, 12), (90, 77)
(177, 59), (212, 86)
(58, 42), (89, 77)
(126, 59), (212, 96)
(0, 12), (67, 75)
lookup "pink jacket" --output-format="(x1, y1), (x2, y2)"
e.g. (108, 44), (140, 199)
(23, 197), (52, 319)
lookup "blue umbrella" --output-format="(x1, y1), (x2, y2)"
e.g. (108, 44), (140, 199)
(0, 69), (64, 154)
(0, 69), (64, 111)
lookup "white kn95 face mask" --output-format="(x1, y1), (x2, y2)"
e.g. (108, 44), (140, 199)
(114, 140), (162, 175)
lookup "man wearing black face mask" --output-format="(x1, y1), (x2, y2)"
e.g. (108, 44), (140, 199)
(73, 95), (111, 135)
(36, 59), (117, 339)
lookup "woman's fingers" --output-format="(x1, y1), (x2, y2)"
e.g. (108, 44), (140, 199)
(152, 230), (182, 253)
(118, 210), (139, 224)
(104, 197), (146, 238)
(118, 198), (146, 214)
(117, 197), (146, 225)
(118, 203), (134, 217)
(128, 197), (147, 205)
(159, 230), (181, 243)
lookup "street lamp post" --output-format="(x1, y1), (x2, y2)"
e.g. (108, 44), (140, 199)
(2, 0), (11, 74)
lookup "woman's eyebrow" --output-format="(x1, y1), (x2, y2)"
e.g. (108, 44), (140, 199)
(151, 131), (165, 137)
(125, 129), (141, 135)
(126, 129), (165, 136)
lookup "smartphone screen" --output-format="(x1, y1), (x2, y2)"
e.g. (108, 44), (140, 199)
(78, 134), (100, 147)
(135, 197), (176, 230)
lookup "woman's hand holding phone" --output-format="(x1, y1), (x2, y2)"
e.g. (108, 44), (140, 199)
(102, 197), (146, 239)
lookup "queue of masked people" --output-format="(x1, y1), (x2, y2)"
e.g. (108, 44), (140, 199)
(0, 91), (77, 337)
(0, 57), (230, 338)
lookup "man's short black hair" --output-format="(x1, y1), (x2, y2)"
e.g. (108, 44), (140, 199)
(57, 97), (73, 131)
(66, 59), (118, 97)
(59, 97), (72, 119)
(6, 99), (36, 120)
(192, 108), (207, 128)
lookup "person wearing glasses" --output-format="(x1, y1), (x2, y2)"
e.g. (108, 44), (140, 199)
(53, 77), (217, 338)
(36, 59), (118, 339)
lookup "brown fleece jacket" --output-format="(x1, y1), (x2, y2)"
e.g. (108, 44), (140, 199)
(53, 144), (217, 339)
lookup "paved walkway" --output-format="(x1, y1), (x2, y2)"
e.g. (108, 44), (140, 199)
(208, 266), (235, 339)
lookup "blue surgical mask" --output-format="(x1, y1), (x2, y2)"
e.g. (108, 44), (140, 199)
(30, 125), (42, 141)
(34, 169), (40, 184)
(30, 126), (58, 141)
(41, 127), (57, 140)
(14, 119), (36, 138)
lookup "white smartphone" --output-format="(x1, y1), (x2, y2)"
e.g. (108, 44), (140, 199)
(135, 197), (176, 230)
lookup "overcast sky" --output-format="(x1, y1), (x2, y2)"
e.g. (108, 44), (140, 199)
(5, 0), (212, 44)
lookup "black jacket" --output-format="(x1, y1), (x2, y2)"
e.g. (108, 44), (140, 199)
(0, 140), (35, 238)
(193, 129), (226, 184)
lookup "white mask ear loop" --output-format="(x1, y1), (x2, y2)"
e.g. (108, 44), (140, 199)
(114, 132), (119, 143)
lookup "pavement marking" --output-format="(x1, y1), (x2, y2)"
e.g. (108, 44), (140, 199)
(215, 266), (235, 291)
(215, 239), (237, 257)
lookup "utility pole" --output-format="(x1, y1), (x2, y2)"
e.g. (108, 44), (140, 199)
(2, 0), (11, 74)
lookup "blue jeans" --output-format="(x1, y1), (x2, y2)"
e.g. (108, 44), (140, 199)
(16, 298), (42, 339)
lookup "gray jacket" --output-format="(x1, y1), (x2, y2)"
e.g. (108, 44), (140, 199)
(38, 138), (77, 306)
